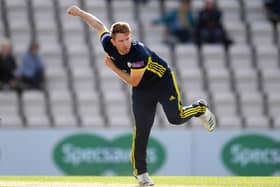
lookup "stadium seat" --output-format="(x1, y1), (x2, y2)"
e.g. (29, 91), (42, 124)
(52, 114), (77, 128)
(0, 92), (22, 128)
(6, 0), (30, 55)
(25, 114), (50, 128)
(143, 25), (165, 46)
(58, 0), (80, 10)
(218, 0), (241, 21)
(244, 115), (270, 128)
(184, 90), (209, 106)
(239, 91), (267, 128)
(229, 44), (253, 64)
(0, 113), (22, 128)
(250, 22), (273, 46)
(212, 91), (241, 128)
(176, 44), (202, 96)
(233, 68), (259, 92)
(176, 44), (199, 70)
(261, 69), (280, 93)
(202, 45), (225, 62)
(32, 0), (53, 8)
(80, 115), (104, 128)
(224, 21), (247, 44)
(202, 45), (229, 95)
(76, 91), (104, 127)
(217, 114), (242, 128)
(33, 0), (58, 45)
(46, 64), (69, 92)
(49, 91), (77, 127)
(84, 0), (107, 21)
(112, 0), (134, 21)
(101, 75), (132, 128)
(207, 67), (231, 93)
(266, 92), (280, 120)
(138, 0), (161, 23)
(272, 116), (280, 128)
(181, 68), (204, 93)
(71, 64), (94, 84)
(212, 91), (237, 111)
(107, 104), (132, 128)
(243, 0), (267, 22)
(149, 45), (171, 65)
(22, 91), (50, 127)
(255, 45), (279, 69)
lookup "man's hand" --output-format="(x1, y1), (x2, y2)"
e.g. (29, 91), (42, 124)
(104, 54), (116, 70)
(66, 5), (108, 35)
(67, 5), (81, 16)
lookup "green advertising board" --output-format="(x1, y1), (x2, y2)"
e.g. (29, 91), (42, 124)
(222, 134), (280, 176)
(53, 133), (166, 175)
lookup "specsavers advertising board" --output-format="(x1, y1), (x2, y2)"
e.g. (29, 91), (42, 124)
(0, 129), (279, 176)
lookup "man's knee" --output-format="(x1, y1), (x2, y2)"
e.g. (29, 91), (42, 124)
(167, 116), (184, 125)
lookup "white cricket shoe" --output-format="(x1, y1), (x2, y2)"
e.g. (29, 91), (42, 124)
(136, 172), (154, 186)
(197, 100), (216, 132)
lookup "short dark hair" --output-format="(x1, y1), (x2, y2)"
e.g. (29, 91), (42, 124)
(181, 0), (190, 4)
(110, 22), (131, 38)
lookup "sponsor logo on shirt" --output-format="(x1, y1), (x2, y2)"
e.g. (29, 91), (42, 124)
(131, 61), (145, 68)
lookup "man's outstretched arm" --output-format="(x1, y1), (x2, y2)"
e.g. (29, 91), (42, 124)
(67, 5), (108, 36)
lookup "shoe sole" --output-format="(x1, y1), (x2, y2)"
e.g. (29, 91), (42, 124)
(139, 183), (154, 186)
(207, 111), (216, 132)
(199, 109), (216, 132)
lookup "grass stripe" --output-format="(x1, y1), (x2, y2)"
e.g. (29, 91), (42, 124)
(0, 176), (279, 186)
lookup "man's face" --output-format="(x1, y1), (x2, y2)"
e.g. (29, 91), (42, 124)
(31, 44), (39, 55)
(1, 44), (11, 56)
(181, 1), (190, 11)
(111, 32), (132, 55)
(206, 0), (214, 10)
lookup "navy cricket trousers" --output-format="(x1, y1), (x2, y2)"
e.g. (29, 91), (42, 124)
(130, 71), (206, 175)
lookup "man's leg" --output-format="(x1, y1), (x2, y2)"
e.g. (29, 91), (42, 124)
(173, 28), (191, 43)
(130, 89), (157, 176)
(159, 71), (216, 131)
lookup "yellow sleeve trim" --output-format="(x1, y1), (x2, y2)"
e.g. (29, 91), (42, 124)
(99, 29), (110, 39)
(131, 67), (147, 72)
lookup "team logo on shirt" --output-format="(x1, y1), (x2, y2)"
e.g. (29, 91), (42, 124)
(127, 61), (145, 69)
(169, 95), (176, 101)
(131, 61), (145, 68)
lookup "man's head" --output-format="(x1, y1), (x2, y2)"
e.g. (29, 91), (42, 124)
(110, 22), (132, 55)
(0, 38), (12, 57)
(180, 0), (191, 11)
(205, 0), (216, 10)
(29, 41), (39, 55)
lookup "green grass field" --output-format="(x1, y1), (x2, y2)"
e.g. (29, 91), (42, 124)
(0, 176), (279, 187)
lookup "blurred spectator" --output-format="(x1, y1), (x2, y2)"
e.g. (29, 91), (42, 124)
(0, 38), (18, 90)
(18, 41), (45, 90)
(152, 0), (195, 44)
(196, 0), (232, 47)
(264, 0), (280, 27)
